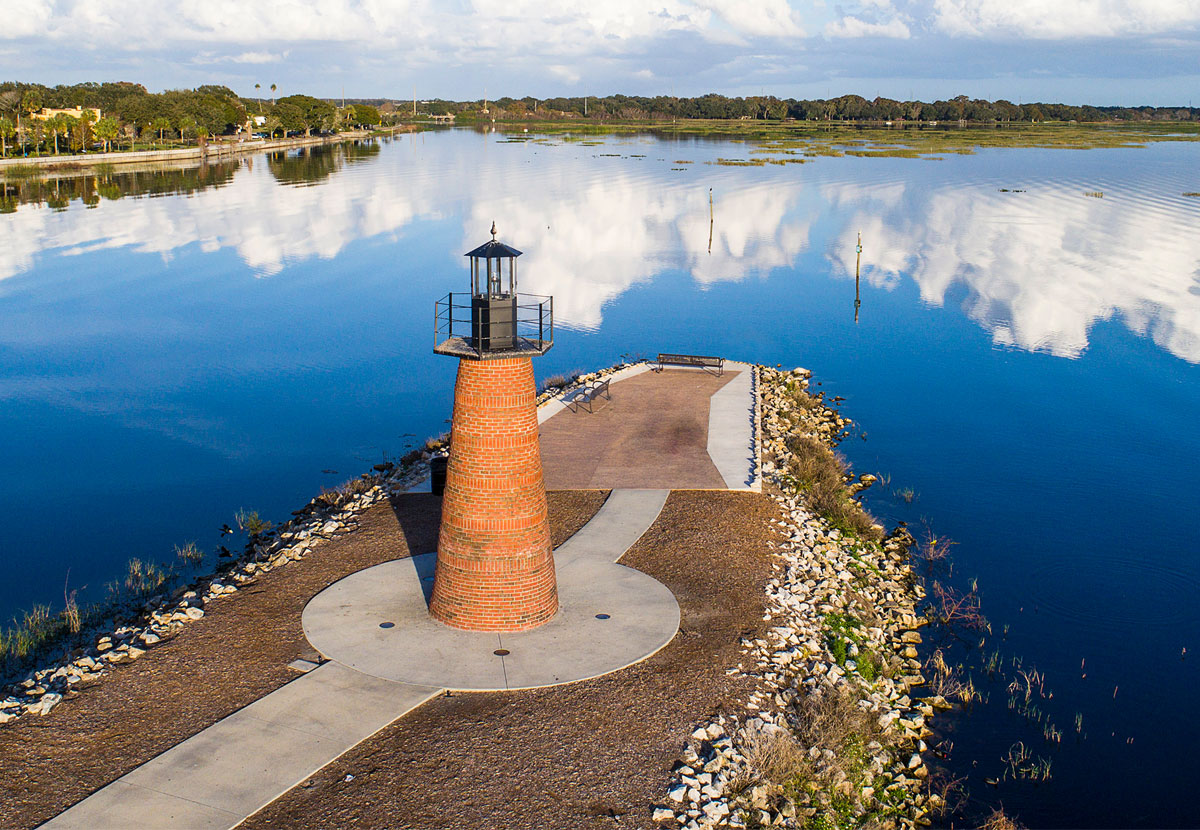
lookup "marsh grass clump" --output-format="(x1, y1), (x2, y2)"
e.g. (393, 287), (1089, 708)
(538, 370), (582, 393)
(743, 728), (812, 787)
(783, 433), (882, 542)
(235, 508), (273, 537)
(0, 605), (63, 664)
(119, 557), (169, 600)
(174, 541), (203, 565)
(0, 164), (42, 180)
(981, 807), (1024, 830)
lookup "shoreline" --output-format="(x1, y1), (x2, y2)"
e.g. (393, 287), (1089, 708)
(650, 366), (938, 829)
(0, 128), (409, 173)
(2, 358), (943, 828)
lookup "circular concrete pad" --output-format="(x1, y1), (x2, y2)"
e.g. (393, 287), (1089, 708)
(303, 552), (680, 691)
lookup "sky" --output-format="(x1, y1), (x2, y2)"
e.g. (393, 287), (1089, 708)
(3, 0), (1200, 105)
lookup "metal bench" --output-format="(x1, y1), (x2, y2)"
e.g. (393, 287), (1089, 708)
(565, 377), (611, 413)
(656, 352), (725, 376)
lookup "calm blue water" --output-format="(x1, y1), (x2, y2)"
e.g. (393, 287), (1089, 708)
(2, 131), (1198, 826)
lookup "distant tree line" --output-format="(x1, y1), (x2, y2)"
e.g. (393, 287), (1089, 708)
(396, 92), (1198, 124)
(3, 81), (1195, 159)
(0, 81), (384, 158)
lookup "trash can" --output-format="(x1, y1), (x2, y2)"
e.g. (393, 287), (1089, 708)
(429, 455), (448, 496)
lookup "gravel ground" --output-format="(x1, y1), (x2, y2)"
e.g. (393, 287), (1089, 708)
(240, 490), (779, 830)
(0, 490), (608, 830)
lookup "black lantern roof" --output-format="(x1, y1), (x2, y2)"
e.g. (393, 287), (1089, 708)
(465, 221), (522, 259)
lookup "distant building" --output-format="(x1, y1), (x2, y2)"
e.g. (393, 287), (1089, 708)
(32, 106), (101, 121)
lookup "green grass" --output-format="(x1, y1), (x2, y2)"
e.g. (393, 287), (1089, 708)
(499, 120), (1200, 164)
(783, 433), (882, 541)
(235, 508), (273, 536)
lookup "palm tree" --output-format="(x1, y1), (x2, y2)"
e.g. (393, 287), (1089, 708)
(270, 83), (277, 105)
(0, 117), (13, 157)
(255, 83), (262, 114)
(150, 116), (171, 146)
(20, 89), (43, 156)
(46, 114), (68, 155)
(95, 117), (118, 153)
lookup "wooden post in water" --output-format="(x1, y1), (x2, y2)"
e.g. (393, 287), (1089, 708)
(708, 188), (714, 254)
(854, 231), (862, 324)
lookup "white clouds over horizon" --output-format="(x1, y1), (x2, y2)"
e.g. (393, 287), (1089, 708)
(2, 0), (1199, 102)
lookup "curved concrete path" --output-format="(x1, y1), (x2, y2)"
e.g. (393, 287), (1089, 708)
(302, 489), (676, 690)
(42, 489), (675, 830)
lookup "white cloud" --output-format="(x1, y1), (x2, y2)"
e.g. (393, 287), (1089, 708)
(694, 0), (806, 37)
(2, 0), (55, 38)
(548, 65), (581, 84)
(932, 0), (1200, 38)
(232, 51), (287, 64)
(824, 15), (912, 37)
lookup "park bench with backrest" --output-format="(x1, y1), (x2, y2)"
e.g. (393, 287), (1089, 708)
(656, 353), (725, 376)
(565, 377), (611, 413)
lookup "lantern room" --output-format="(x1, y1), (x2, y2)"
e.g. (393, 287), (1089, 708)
(466, 222), (521, 351)
(434, 222), (553, 359)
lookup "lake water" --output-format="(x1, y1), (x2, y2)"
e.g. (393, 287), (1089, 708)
(2, 130), (1198, 826)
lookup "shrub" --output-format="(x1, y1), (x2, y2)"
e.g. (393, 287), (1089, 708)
(783, 434), (882, 542)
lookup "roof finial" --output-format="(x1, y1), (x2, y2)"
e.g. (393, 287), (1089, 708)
(490, 220), (498, 242)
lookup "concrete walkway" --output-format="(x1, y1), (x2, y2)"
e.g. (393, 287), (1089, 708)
(41, 357), (759, 829)
(41, 664), (439, 830)
(301, 489), (676, 690)
(707, 366), (761, 491)
(41, 490), (675, 830)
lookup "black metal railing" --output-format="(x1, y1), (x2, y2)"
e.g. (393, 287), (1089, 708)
(434, 292), (553, 358)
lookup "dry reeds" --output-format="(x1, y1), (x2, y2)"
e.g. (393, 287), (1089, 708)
(980, 806), (1023, 830)
(783, 433), (882, 541)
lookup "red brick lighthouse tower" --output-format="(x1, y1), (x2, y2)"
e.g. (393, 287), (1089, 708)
(430, 224), (557, 632)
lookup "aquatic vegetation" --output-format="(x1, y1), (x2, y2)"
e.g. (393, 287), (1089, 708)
(234, 508), (273, 537)
(174, 541), (203, 565)
(980, 806), (1024, 830)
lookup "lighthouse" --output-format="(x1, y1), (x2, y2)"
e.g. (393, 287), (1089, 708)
(429, 224), (557, 632)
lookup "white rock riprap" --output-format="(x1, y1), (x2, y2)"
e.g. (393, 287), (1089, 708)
(653, 366), (938, 829)
(0, 451), (434, 727)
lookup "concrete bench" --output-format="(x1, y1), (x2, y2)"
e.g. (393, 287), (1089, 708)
(657, 353), (725, 376)
(565, 377), (611, 413)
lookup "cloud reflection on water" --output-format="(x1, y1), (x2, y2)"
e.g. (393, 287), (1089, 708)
(2, 137), (1198, 364)
(826, 179), (1200, 362)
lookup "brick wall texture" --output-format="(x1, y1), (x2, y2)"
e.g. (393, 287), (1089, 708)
(429, 356), (559, 631)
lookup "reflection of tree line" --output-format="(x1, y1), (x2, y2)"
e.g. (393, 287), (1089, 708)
(0, 161), (239, 213)
(0, 141), (382, 211)
(266, 141), (380, 185)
